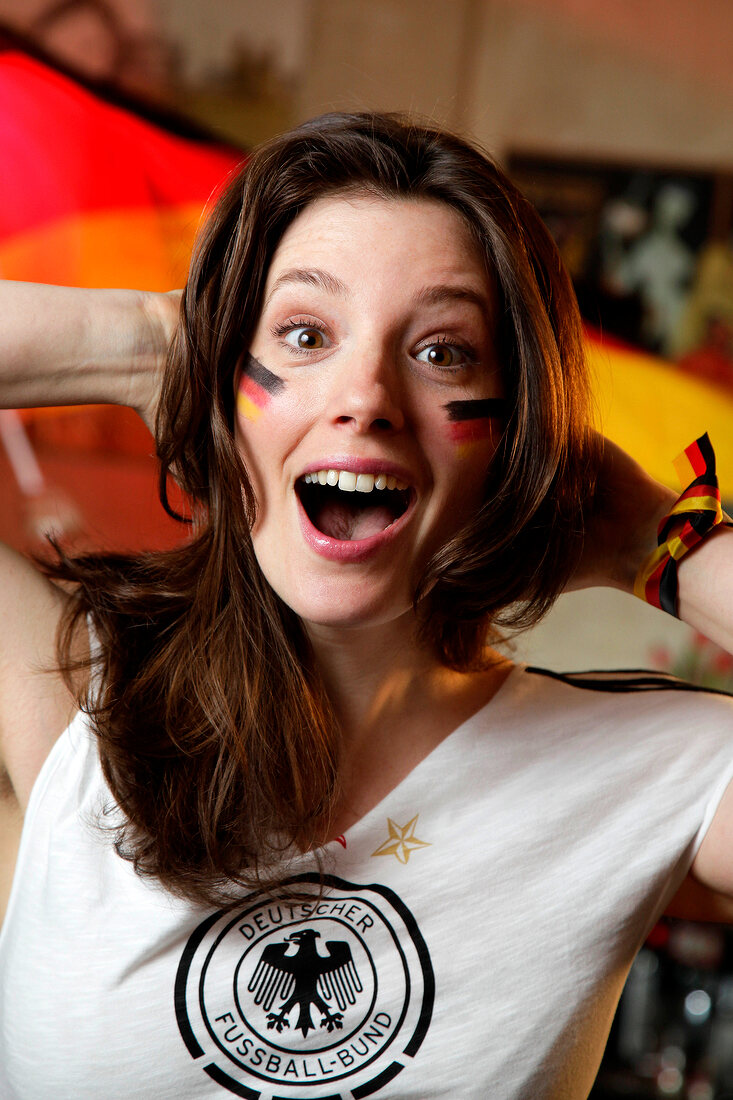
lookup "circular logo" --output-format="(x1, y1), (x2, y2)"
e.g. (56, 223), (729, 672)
(175, 874), (434, 1098)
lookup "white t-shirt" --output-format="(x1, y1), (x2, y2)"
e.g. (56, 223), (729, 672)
(2, 665), (733, 1100)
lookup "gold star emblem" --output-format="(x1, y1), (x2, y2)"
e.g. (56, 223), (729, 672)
(371, 815), (431, 864)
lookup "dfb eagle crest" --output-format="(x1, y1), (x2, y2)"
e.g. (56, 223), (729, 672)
(248, 928), (363, 1037)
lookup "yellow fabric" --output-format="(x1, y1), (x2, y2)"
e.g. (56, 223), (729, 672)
(587, 337), (733, 498)
(669, 494), (721, 517)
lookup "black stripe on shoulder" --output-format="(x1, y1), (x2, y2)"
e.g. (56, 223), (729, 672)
(525, 666), (733, 697)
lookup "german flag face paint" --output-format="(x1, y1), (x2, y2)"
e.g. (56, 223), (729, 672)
(443, 398), (505, 455)
(236, 353), (286, 422)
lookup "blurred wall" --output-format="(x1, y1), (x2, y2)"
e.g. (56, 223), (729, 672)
(156, 0), (308, 84)
(297, 0), (733, 164)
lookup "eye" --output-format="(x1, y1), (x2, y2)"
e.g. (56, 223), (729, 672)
(415, 341), (469, 370)
(282, 325), (327, 350)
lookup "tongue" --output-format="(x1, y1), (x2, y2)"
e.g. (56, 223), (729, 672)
(314, 501), (396, 541)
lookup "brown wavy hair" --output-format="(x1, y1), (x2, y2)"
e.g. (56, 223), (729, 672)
(50, 112), (599, 906)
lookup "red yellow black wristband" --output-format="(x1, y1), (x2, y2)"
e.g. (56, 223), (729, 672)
(634, 433), (732, 617)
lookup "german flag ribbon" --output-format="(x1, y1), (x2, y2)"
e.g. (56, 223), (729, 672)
(634, 433), (732, 616)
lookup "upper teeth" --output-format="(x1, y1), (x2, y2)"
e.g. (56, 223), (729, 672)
(302, 470), (408, 493)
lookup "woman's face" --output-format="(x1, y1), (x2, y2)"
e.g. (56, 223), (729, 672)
(234, 192), (503, 632)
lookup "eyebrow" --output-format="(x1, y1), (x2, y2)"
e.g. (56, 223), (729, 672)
(412, 285), (489, 311)
(266, 267), (349, 304)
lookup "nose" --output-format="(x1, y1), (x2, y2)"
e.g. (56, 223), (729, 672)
(327, 349), (406, 434)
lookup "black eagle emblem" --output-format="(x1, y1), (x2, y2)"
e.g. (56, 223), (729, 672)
(248, 928), (363, 1037)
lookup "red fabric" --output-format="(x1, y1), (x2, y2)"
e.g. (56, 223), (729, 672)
(0, 51), (238, 240)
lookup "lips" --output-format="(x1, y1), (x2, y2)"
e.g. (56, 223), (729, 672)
(295, 462), (415, 562)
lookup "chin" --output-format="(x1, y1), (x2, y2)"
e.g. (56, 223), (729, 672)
(281, 577), (414, 633)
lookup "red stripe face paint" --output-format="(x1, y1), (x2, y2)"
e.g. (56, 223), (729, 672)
(443, 398), (505, 453)
(236, 353), (285, 421)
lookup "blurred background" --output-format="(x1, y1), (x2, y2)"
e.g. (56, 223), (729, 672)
(1, 4), (733, 1093)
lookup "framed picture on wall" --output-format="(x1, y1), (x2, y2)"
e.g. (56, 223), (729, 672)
(507, 152), (733, 390)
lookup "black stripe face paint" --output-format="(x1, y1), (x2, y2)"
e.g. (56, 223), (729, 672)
(237, 353), (286, 420)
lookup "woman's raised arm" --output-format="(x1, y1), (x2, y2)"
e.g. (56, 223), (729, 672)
(0, 281), (178, 815)
(0, 281), (178, 429)
(676, 530), (733, 656)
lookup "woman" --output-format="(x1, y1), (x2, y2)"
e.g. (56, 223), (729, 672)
(1, 112), (733, 1099)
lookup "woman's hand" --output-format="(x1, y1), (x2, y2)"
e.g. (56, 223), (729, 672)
(570, 433), (733, 658)
(568, 435), (676, 595)
(125, 289), (181, 433)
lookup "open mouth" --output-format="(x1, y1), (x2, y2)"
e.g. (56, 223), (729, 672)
(297, 469), (412, 541)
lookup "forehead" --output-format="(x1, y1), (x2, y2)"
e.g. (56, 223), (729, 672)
(265, 192), (490, 295)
